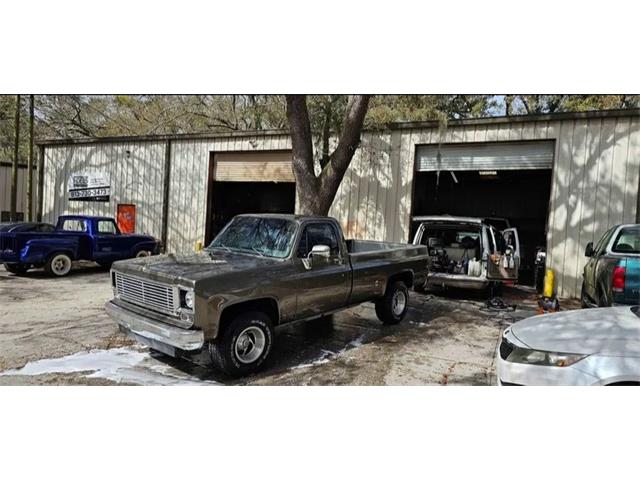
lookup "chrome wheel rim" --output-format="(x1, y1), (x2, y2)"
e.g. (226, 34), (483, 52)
(52, 255), (71, 275)
(136, 250), (150, 258)
(234, 326), (266, 364)
(391, 290), (406, 316)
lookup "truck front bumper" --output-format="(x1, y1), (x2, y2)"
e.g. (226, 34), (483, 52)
(105, 300), (205, 354)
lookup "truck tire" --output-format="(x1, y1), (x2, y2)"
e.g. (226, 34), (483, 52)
(4, 263), (28, 275)
(375, 281), (409, 325)
(580, 282), (590, 308)
(45, 252), (73, 277)
(209, 311), (274, 377)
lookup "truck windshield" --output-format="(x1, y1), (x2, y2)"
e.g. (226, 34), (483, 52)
(208, 216), (297, 258)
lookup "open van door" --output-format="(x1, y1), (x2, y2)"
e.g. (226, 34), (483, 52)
(486, 227), (520, 281)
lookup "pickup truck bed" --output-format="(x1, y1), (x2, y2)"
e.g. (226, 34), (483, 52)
(106, 214), (428, 376)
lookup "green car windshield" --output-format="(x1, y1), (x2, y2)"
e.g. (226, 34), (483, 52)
(208, 216), (297, 258)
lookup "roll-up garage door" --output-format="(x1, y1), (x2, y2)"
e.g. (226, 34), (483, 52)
(214, 151), (294, 182)
(415, 141), (554, 171)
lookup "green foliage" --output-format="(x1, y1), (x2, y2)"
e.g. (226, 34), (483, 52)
(504, 95), (638, 115)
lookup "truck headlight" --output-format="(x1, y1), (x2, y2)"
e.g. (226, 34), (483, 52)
(507, 347), (587, 367)
(182, 289), (195, 310)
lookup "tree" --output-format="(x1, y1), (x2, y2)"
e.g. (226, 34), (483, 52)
(500, 95), (639, 115)
(11, 95), (21, 221)
(286, 95), (371, 216)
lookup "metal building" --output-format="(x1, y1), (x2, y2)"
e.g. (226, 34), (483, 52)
(0, 162), (37, 222)
(37, 109), (640, 298)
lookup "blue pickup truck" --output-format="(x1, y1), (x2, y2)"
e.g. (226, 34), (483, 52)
(0, 215), (160, 277)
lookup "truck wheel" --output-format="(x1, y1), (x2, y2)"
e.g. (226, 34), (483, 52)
(45, 253), (72, 277)
(597, 285), (609, 307)
(209, 311), (274, 377)
(375, 281), (409, 325)
(580, 282), (590, 308)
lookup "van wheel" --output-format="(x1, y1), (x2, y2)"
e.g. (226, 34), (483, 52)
(45, 253), (72, 277)
(375, 281), (409, 325)
(4, 263), (28, 275)
(209, 311), (274, 377)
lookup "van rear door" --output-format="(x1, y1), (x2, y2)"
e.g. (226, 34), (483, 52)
(486, 226), (519, 281)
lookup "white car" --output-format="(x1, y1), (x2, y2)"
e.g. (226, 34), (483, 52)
(497, 306), (640, 386)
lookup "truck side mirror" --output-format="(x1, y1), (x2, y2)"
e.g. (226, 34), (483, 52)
(302, 245), (330, 270)
(585, 242), (594, 257)
(310, 245), (330, 258)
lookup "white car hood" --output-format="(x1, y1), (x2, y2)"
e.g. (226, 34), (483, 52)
(511, 306), (640, 356)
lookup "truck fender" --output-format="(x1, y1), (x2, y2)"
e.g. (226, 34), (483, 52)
(384, 270), (415, 292)
(211, 297), (281, 340)
(21, 238), (79, 264)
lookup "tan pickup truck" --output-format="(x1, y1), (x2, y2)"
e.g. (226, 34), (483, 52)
(106, 214), (428, 376)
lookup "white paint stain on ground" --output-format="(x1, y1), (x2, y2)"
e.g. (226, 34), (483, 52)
(291, 334), (367, 370)
(0, 347), (219, 386)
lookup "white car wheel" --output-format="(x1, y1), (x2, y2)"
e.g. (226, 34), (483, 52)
(135, 250), (150, 258)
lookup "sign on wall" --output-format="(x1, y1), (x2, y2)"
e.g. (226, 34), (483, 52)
(68, 172), (111, 202)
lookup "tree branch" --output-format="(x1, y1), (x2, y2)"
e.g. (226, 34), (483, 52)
(320, 95), (371, 194)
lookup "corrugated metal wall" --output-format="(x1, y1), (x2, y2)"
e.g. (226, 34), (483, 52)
(40, 112), (640, 298)
(0, 164), (37, 219)
(330, 115), (640, 298)
(166, 134), (291, 252)
(42, 141), (167, 237)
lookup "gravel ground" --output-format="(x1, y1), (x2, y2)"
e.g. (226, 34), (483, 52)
(0, 263), (573, 385)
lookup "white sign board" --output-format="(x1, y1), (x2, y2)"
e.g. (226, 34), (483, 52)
(68, 172), (111, 202)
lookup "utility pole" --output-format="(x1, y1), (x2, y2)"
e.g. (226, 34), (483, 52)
(10, 95), (21, 222)
(27, 95), (35, 221)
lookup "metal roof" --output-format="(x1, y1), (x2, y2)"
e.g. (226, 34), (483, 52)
(36, 108), (640, 147)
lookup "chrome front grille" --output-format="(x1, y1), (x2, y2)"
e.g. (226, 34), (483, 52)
(114, 272), (178, 316)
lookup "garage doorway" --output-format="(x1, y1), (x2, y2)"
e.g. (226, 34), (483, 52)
(204, 151), (296, 244)
(412, 141), (554, 285)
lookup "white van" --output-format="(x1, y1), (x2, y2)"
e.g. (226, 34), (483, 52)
(412, 215), (520, 291)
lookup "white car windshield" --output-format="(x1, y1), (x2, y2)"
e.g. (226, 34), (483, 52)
(208, 216), (297, 258)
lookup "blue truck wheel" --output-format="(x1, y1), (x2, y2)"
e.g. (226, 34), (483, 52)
(45, 253), (73, 277)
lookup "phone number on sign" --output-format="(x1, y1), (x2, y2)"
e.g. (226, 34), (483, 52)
(69, 188), (110, 199)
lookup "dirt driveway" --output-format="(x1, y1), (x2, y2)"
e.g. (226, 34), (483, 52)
(0, 264), (551, 385)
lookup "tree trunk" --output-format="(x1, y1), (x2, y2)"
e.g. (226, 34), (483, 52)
(286, 95), (370, 216)
(27, 95), (35, 221)
(11, 95), (21, 222)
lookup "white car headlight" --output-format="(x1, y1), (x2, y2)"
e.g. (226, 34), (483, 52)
(183, 289), (195, 310)
(507, 347), (587, 367)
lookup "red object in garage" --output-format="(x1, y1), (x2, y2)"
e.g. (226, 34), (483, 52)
(117, 204), (136, 233)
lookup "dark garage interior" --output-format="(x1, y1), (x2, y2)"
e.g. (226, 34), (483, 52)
(205, 181), (296, 244)
(411, 169), (552, 285)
